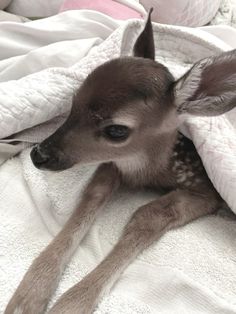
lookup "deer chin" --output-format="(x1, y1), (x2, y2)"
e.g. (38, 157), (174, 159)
(115, 152), (147, 177)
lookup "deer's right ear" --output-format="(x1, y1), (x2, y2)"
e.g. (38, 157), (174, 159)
(133, 8), (155, 60)
(174, 49), (236, 116)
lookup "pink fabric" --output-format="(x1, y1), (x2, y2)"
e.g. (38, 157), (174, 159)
(60, 0), (143, 20)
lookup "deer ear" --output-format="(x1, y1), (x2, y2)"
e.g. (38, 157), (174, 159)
(133, 8), (155, 60)
(174, 49), (236, 116)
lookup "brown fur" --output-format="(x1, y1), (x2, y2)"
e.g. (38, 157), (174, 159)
(5, 10), (236, 314)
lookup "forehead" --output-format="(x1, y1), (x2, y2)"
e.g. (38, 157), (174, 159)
(73, 57), (173, 120)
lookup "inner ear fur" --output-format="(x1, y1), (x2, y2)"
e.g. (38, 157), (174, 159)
(174, 49), (236, 116)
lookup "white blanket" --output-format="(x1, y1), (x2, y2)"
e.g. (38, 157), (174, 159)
(0, 11), (236, 314)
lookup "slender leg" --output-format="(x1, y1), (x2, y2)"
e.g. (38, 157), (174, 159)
(5, 163), (120, 314)
(49, 188), (220, 314)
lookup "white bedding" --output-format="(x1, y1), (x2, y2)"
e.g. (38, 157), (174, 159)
(0, 10), (236, 314)
(6, 0), (64, 17)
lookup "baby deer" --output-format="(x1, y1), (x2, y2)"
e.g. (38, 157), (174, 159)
(5, 10), (236, 314)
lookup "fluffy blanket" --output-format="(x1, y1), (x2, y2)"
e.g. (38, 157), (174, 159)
(0, 10), (236, 314)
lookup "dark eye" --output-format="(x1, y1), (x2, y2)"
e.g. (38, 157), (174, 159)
(103, 125), (130, 141)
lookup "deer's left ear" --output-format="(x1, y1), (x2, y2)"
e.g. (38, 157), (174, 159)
(174, 49), (236, 116)
(133, 8), (155, 60)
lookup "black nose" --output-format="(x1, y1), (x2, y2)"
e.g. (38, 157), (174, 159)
(30, 146), (50, 168)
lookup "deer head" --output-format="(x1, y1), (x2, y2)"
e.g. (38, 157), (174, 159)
(31, 10), (236, 171)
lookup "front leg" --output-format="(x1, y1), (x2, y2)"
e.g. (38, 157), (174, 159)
(49, 188), (221, 314)
(5, 163), (120, 314)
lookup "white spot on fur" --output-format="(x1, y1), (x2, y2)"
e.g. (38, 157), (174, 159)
(172, 148), (204, 187)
